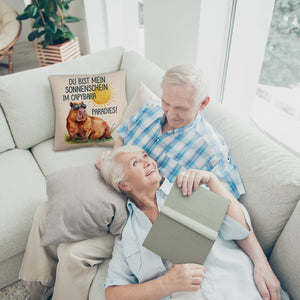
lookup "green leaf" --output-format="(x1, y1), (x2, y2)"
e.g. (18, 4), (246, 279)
(28, 5), (38, 18)
(37, 30), (46, 38)
(49, 11), (61, 23)
(42, 40), (50, 48)
(64, 16), (82, 23)
(16, 12), (29, 21)
(45, 21), (57, 33)
(53, 0), (64, 10)
(64, 31), (75, 40)
(44, 32), (53, 42)
(38, 0), (47, 9)
(60, 24), (70, 32)
(45, 0), (58, 14)
(28, 30), (39, 41)
(32, 17), (43, 28)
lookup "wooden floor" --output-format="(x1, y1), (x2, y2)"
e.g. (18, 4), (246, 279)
(0, 41), (40, 76)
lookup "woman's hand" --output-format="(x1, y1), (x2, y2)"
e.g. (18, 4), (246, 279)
(176, 169), (214, 196)
(95, 150), (112, 170)
(160, 264), (205, 294)
(254, 263), (281, 300)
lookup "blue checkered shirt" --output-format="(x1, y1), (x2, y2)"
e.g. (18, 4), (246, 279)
(118, 101), (245, 199)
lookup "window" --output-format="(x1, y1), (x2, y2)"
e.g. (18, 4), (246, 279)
(250, 0), (300, 156)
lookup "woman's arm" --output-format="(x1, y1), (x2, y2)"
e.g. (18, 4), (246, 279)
(177, 169), (281, 300)
(106, 264), (205, 300)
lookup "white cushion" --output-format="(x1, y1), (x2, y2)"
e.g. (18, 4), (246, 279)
(0, 47), (125, 150)
(0, 105), (14, 153)
(202, 101), (300, 255)
(0, 149), (47, 262)
(31, 138), (108, 176)
(120, 51), (164, 105)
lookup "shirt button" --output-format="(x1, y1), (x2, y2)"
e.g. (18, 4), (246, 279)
(157, 138), (160, 142)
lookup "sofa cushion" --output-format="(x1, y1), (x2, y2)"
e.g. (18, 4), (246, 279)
(120, 51), (164, 105)
(0, 47), (125, 150)
(0, 105), (14, 154)
(269, 200), (300, 300)
(31, 138), (107, 177)
(41, 164), (127, 246)
(49, 70), (127, 151)
(0, 149), (47, 262)
(202, 101), (300, 255)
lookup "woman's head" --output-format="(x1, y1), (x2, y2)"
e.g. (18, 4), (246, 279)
(100, 146), (161, 195)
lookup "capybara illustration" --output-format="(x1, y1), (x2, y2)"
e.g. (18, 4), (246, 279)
(66, 102), (111, 142)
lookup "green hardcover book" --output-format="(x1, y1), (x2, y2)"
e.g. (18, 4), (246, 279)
(143, 184), (230, 264)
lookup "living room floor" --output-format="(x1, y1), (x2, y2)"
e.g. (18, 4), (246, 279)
(0, 41), (39, 76)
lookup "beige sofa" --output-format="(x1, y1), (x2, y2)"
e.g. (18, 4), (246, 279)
(0, 46), (299, 300)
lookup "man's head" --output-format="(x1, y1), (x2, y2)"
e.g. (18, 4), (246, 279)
(101, 146), (161, 195)
(161, 65), (210, 129)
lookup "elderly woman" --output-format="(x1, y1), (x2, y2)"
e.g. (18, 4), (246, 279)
(100, 145), (287, 300)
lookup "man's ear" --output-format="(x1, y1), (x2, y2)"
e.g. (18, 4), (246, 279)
(199, 96), (210, 111)
(118, 182), (131, 193)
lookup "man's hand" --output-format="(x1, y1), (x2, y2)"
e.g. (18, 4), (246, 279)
(254, 263), (281, 300)
(176, 169), (213, 196)
(161, 264), (205, 294)
(95, 151), (112, 170)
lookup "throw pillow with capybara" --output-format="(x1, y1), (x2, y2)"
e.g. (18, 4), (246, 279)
(49, 70), (127, 151)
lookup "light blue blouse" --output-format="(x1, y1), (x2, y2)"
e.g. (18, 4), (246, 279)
(104, 180), (288, 300)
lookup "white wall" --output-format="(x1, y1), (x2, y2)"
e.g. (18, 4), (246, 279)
(143, 0), (202, 71)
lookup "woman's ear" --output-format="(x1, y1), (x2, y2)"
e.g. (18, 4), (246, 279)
(118, 182), (131, 193)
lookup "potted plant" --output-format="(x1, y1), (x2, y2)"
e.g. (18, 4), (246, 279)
(17, 0), (82, 66)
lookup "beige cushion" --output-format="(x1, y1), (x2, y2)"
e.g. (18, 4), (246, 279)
(0, 47), (125, 149)
(203, 101), (300, 256)
(49, 70), (127, 151)
(41, 164), (128, 246)
(0, 2), (20, 50)
(0, 149), (46, 262)
(0, 105), (14, 153)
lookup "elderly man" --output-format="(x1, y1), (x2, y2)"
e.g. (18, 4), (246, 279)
(100, 145), (287, 300)
(20, 65), (280, 300)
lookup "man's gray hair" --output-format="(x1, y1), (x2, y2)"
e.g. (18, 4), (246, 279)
(161, 64), (209, 105)
(100, 145), (144, 193)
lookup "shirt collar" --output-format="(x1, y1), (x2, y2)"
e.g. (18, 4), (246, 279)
(159, 112), (202, 135)
(126, 178), (173, 213)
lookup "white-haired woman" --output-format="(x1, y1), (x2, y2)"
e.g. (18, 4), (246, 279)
(100, 145), (287, 300)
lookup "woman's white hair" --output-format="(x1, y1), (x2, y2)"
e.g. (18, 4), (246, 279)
(100, 145), (144, 193)
(161, 64), (209, 105)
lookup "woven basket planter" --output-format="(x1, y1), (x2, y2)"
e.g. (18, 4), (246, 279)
(34, 37), (80, 67)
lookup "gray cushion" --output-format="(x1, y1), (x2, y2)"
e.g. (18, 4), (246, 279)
(41, 164), (128, 246)
(0, 47), (125, 149)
